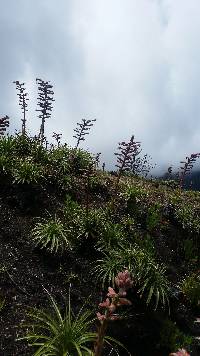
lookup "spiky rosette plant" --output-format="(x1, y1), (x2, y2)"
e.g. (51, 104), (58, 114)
(32, 215), (71, 254)
(113, 135), (141, 203)
(0, 115), (9, 136)
(18, 289), (96, 355)
(73, 119), (96, 149)
(13, 81), (29, 135)
(179, 153), (200, 189)
(36, 78), (55, 142)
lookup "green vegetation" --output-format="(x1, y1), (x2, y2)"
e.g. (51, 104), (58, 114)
(19, 291), (96, 355)
(0, 79), (199, 355)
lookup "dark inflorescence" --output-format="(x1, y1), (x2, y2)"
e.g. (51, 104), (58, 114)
(115, 135), (141, 173)
(13, 81), (29, 135)
(179, 153), (200, 189)
(36, 78), (55, 142)
(73, 118), (96, 149)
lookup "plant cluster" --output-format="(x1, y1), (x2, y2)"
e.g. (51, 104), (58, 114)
(19, 290), (96, 355)
(160, 318), (192, 353)
(0, 79), (199, 355)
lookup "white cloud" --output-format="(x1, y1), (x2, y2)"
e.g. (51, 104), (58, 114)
(0, 0), (200, 173)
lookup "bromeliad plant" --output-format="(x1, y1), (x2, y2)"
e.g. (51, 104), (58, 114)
(19, 289), (96, 356)
(94, 243), (171, 310)
(32, 215), (71, 254)
(13, 159), (43, 185)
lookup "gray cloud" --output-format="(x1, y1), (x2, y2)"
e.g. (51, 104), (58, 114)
(1, 0), (200, 173)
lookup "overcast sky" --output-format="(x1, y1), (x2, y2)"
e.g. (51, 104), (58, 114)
(1, 0), (200, 173)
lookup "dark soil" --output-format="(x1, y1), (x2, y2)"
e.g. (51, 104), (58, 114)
(0, 183), (199, 356)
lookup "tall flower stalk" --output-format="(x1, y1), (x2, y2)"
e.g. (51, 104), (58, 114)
(13, 81), (29, 135)
(36, 78), (55, 142)
(94, 270), (133, 356)
(114, 135), (141, 193)
(179, 153), (200, 189)
(73, 118), (96, 149)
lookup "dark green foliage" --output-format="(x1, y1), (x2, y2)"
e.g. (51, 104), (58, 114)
(76, 208), (106, 247)
(146, 203), (162, 232)
(183, 239), (198, 262)
(174, 200), (200, 234)
(159, 319), (193, 352)
(96, 222), (126, 251)
(0, 135), (16, 156)
(13, 159), (43, 184)
(94, 243), (171, 310)
(180, 272), (200, 307)
(123, 184), (147, 215)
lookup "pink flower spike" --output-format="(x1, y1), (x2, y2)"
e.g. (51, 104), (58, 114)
(115, 270), (133, 290)
(99, 298), (110, 308)
(169, 349), (190, 356)
(96, 312), (106, 321)
(107, 287), (117, 298)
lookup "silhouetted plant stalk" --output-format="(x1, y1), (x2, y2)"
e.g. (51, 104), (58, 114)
(52, 132), (62, 147)
(13, 81), (29, 135)
(73, 118), (96, 149)
(114, 135), (141, 194)
(166, 166), (173, 180)
(0, 115), (9, 136)
(179, 153), (200, 189)
(95, 152), (101, 169)
(132, 153), (155, 177)
(94, 270), (133, 356)
(36, 78), (55, 143)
